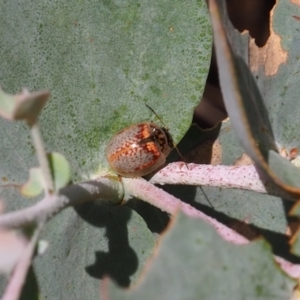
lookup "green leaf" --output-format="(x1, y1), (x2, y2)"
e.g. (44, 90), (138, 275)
(106, 213), (295, 299)
(34, 205), (156, 298)
(0, 88), (17, 119)
(20, 152), (70, 197)
(0, 88), (49, 125)
(20, 167), (44, 198)
(167, 0), (289, 235)
(209, 0), (300, 196)
(250, 1), (300, 150)
(13, 90), (50, 126)
(0, 0), (212, 297)
(47, 152), (70, 192)
(0, 0), (212, 183)
(189, 120), (290, 234)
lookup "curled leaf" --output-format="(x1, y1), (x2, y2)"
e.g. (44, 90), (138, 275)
(21, 152), (70, 197)
(0, 88), (50, 125)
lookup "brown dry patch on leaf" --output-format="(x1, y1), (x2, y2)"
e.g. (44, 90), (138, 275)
(291, 0), (300, 7)
(249, 8), (287, 76)
(210, 139), (222, 165)
(234, 153), (254, 166)
(186, 138), (222, 165)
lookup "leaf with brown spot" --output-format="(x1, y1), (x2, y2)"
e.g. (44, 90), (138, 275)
(209, 0), (300, 196)
(291, 0), (300, 7)
(249, 9), (288, 77)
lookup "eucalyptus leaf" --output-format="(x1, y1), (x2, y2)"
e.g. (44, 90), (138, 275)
(209, 0), (300, 195)
(0, 87), (49, 125)
(34, 205), (156, 299)
(0, 0), (212, 298)
(289, 201), (300, 257)
(47, 152), (70, 192)
(0, 0), (212, 184)
(20, 167), (44, 198)
(0, 88), (18, 119)
(107, 213), (295, 300)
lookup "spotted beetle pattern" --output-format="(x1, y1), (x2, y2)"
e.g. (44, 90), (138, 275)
(106, 122), (173, 177)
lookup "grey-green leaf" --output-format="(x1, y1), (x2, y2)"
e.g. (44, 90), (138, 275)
(209, 0), (300, 196)
(47, 152), (70, 192)
(106, 213), (295, 299)
(34, 205), (155, 299)
(0, 0), (212, 183)
(0, 88), (49, 125)
(20, 167), (44, 198)
(0, 0), (212, 297)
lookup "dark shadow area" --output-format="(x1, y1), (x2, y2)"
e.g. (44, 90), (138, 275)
(193, 48), (227, 129)
(68, 122), (222, 287)
(126, 199), (170, 234)
(74, 202), (138, 287)
(167, 123), (222, 163)
(162, 184), (300, 263)
(226, 0), (276, 47)
(194, 0), (276, 128)
(193, 50), (227, 129)
(20, 266), (39, 300)
(282, 198), (297, 218)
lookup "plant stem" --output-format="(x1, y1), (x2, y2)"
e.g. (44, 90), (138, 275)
(122, 177), (248, 245)
(30, 123), (54, 194)
(2, 223), (43, 300)
(150, 163), (297, 200)
(0, 177), (123, 229)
